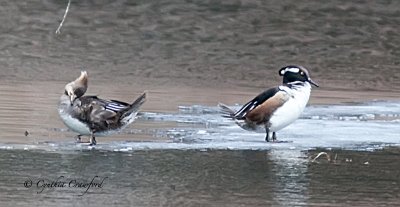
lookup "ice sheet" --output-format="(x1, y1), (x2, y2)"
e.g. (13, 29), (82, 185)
(1, 101), (399, 152)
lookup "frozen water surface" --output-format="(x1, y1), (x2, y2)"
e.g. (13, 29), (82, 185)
(2, 101), (399, 152)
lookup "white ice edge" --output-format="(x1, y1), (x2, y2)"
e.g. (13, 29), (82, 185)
(1, 101), (399, 153)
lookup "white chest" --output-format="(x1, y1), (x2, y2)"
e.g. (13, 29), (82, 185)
(58, 106), (124, 137)
(269, 84), (311, 131)
(58, 108), (92, 135)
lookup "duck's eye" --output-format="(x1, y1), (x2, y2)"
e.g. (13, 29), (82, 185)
(300, 71), (304, 75)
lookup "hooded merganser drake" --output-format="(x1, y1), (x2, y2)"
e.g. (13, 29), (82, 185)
(219, 65), (319, 142)
(58, 71), (146, 145)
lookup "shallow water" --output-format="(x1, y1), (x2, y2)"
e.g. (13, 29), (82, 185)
(1, 0), (400, 206)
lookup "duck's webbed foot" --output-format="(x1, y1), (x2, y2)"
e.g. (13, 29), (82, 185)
(270, 132), (292, 143)
(89, 132), (97, 146)
(265, 126), (278, 142)
(75, 135), (82, 143)
(272, 132), (277, 142)
(265, 127), (270, 142)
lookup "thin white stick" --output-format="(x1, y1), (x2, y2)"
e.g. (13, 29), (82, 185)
(311, 152), (330, 162)
(56, 0), (71, 35)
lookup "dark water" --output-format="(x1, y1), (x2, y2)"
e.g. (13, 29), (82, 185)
(1, 1), (400, 206)
(1, 0), (400, 89)
(0, 148), (399, 206)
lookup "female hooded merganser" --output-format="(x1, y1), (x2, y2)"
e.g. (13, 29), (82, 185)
(58, 71), (146, 145)
(219, 65), (319, 142)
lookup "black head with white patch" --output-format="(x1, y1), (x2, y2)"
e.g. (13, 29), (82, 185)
(279, 65), (319, 87)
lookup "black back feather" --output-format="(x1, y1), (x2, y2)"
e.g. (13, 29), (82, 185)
(234, 87), (280, 119)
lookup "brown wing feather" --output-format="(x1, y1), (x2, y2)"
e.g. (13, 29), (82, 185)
(74, 96), (122, 132)
(73, 93), (146, 132)
(245, 91), (289, 124)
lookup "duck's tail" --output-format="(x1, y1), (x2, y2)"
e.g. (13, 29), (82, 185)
(121, 92), (147, 121)
(131, 92), (147, 111)
(218, 103), (237, 119)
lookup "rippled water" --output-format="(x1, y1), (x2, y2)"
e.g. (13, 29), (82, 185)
(1, 0), (400, 90)
(1, 0), (400, 206)
(1, 148), (399, 206)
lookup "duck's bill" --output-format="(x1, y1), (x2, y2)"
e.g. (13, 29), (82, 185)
(69, 94), (77, 105)
(308, 79), (319, 87)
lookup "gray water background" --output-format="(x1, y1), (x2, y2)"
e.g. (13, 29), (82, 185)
(0, 1), (400, 206)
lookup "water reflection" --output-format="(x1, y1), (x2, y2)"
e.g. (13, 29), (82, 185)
(306, 148), (400, 206)
(0, 148), (399, 206)
(269, 149), (309, 206)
